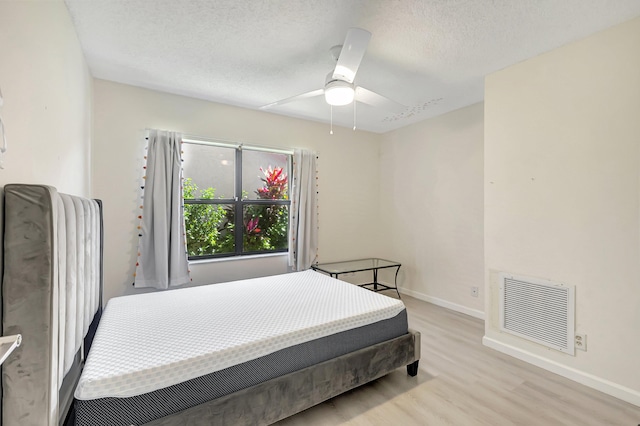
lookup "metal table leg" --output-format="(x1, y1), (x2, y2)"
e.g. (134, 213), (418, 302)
(373, 268), (378, 290)
(394, 265), (401, 299)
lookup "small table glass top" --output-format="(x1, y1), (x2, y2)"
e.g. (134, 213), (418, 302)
(312, 258), (400, 275)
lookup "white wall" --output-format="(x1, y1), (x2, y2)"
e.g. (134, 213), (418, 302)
(92, 80), (383, 303)
(484, 16), (640, 405)
(0, 0), (92, 195)
(379, 103), (484, 317)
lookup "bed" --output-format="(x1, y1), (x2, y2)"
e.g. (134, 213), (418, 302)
(1, 184), (102, 426)
(1, 184), (420, 426)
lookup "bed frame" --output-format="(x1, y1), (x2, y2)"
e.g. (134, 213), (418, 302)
(0, 184), (420, 426)
(1, 184), (103, 426)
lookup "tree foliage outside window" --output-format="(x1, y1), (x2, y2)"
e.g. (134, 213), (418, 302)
(183, 179), (232, 256)
(243, 166), (289, 252)
(182, 144), (290, 259)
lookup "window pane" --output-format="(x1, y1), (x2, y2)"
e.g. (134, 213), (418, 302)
(242, 150), (289, 200)
(243, 204), (289, 252)
(184, 203), (234, 256)
(182, 143), (235, 199)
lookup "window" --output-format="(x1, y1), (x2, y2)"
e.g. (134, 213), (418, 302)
(182, 140), (291, 259)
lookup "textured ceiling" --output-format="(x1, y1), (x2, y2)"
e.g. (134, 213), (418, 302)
(65, 0), (640, 134)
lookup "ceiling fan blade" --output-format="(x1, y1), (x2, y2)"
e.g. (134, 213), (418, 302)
(355, 87), (406, 113)
(260, 89), (324, 109)
(332, 28), (371, 84)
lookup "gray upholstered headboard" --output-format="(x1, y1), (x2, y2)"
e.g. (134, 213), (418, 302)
(1, 184), (103, 426)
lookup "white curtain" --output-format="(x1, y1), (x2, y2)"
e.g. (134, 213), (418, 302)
(288, 149), (319, 271)
(134, 129), (190, 289)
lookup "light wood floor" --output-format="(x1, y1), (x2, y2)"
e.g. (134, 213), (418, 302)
(277, 296), (640, 426)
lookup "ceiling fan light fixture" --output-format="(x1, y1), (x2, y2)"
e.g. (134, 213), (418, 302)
(324, 80), (355, 106)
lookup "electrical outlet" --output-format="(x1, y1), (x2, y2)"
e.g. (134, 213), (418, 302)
(471, 286), (479, 297)
(575, 333), (587, 351)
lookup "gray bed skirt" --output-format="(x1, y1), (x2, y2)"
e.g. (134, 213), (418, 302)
(145, 329), (421, 426)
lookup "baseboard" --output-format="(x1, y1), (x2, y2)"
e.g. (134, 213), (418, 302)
(482, 336), (640, 407)
(399, 288), (485, 320)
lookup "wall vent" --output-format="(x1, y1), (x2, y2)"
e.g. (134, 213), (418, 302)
(499, 273), (575, 355)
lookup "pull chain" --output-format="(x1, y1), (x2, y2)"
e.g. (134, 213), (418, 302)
(353, 100), (357, 131)
(330, 105), (333, 135)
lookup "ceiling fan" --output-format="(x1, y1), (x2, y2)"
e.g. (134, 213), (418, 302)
(260, 28), (406, 114)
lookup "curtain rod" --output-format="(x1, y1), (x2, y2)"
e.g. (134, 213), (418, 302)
(181, 133), (294, 155)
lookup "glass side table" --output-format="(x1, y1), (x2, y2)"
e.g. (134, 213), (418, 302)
(311, 258), (401, 298)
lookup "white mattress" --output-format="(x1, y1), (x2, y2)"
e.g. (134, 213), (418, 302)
(75, 270), (405, 400)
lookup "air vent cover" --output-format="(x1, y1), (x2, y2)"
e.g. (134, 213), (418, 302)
(499, 273), (575, 355)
